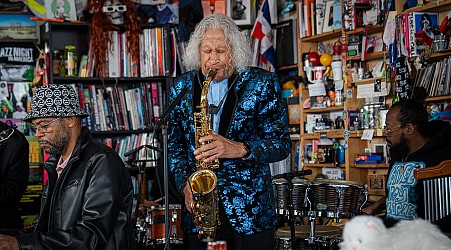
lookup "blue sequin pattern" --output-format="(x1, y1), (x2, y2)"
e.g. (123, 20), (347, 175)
(168, 67), (291, 235)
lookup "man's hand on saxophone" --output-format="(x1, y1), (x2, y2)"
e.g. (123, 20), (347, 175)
(182, 184), (194, 214)
(193, 131), (249, 163)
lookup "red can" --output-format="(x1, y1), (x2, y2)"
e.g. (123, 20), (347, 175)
(216, 241), (227, 250)
(207, 242), (218, 250)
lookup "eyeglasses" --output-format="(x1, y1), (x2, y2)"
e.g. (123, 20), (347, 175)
(102, 5), (127, 13)
(384, 124), (402, 136)
(30, 117), (61, 134)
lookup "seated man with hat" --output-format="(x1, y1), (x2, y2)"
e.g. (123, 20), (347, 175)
(0, 84), (134, 249)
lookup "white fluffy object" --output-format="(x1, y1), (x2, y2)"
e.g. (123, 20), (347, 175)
(339, 215), (451, 250)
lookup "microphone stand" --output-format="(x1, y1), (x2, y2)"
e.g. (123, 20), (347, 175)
(153, 86), (189, 250)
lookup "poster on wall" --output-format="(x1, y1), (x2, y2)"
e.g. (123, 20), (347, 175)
(45, 0), (77, 20)
(227, 0), (252, 25)
(0, 43), (39, 82)
(0, 14), (37, 41)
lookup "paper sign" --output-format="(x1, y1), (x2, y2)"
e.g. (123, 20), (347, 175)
(361, 129), (374, 140)
(308, 83), (327, 97)
(376, 129), (383, 136)
(356, 81), (389, 98)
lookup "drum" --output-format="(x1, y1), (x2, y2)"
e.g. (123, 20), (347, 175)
(273, 178), (311, 216)
(275, 225), (342, 250)
(147, 204), (183, 244)
(310, 179), (366, 218)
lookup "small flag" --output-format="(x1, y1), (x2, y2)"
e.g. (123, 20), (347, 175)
(251, 0), (277, 71)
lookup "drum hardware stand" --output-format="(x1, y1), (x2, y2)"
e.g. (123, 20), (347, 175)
(335, 187), (344, 223)
(125, 146), (162, 249)
(305, 186), (316, 246)
(357, 186), (369, 214)
(287, 174), (297, 250)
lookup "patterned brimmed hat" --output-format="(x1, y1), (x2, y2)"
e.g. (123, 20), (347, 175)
(23, 84), (89, 122)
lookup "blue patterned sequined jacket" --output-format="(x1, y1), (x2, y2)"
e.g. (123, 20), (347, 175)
(168, 67), (291, 235)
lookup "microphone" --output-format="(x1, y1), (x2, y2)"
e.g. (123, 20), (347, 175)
(273, 169), (313, 180)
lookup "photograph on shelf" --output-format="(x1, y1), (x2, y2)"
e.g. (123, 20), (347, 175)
(304, 143), (313, 163)
(0, 14), (37, 40)
(310, 95), (327, 109)
(353, 3), (372, 28)
(323, 1), (334, 32)
(227, 0), (252, 25)
(45, 0), (77, 20)
(332, 0), (342, 30)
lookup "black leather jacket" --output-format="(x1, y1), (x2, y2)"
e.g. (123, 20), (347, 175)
(0, 122), (29, 229)
(16, 127), (134, 249)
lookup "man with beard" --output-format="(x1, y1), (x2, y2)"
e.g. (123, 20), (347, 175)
(0, 84), (134, 249)
(362, 99), (451, 233)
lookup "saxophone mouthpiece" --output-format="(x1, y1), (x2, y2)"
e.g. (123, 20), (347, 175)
(207, 69), (217, 79)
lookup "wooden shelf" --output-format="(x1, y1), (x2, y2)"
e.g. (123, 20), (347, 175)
(347, 51), (385, 61)
(344, 24), (385, 35)
(300, 29), (342, 42)
(304, 163), (344, 168)
(290, 134), (301, 140)
(303, 106), (344, 113)
(424, 95), (451, 103)
(303, 130), (346, 139)
(400, 0), (451, 14)
(302, 129), (385, 139)
(427, 49), (451, 61)
(354, 164), (389, 169)
(279, 64), (298, 71)
(351, 76), (387, 86)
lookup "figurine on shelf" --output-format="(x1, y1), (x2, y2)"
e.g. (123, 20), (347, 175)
(86, 0), (140, 79)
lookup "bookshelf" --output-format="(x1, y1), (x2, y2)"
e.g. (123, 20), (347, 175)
(294, 0), (451, 201)
(295, 0), (392, 199)
(39, 22), (175, 201)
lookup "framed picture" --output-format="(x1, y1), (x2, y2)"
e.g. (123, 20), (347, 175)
(0, 14), (37, 41)
(323, 1), (334, 32)
(353, 3), (372, 29)
(45, 0), (77, 21)
(288, 104), (300, 124)
(227, 0), (252, 25)
(310, 95), (327, 109)
(373, 144), (388, 163)
(202, 0), (226, 16)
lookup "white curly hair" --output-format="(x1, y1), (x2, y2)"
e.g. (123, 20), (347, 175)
(183, 14), (252, 72)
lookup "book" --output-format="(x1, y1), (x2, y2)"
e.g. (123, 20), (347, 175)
(276, 19), (298, 67)
(315, 0), (326, 35)
(408, 12), (438, 56)
(108, 31), (120, 77)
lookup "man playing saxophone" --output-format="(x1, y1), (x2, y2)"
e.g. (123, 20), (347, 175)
(168, 14), (291, 250)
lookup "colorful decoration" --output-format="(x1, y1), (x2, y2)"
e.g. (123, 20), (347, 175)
(320, 53), (332, 66)
(308, 52), (320, 67)
(86, 0), (140, 79)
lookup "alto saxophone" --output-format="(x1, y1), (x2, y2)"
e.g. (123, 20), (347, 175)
(188, 69), (220, 241)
